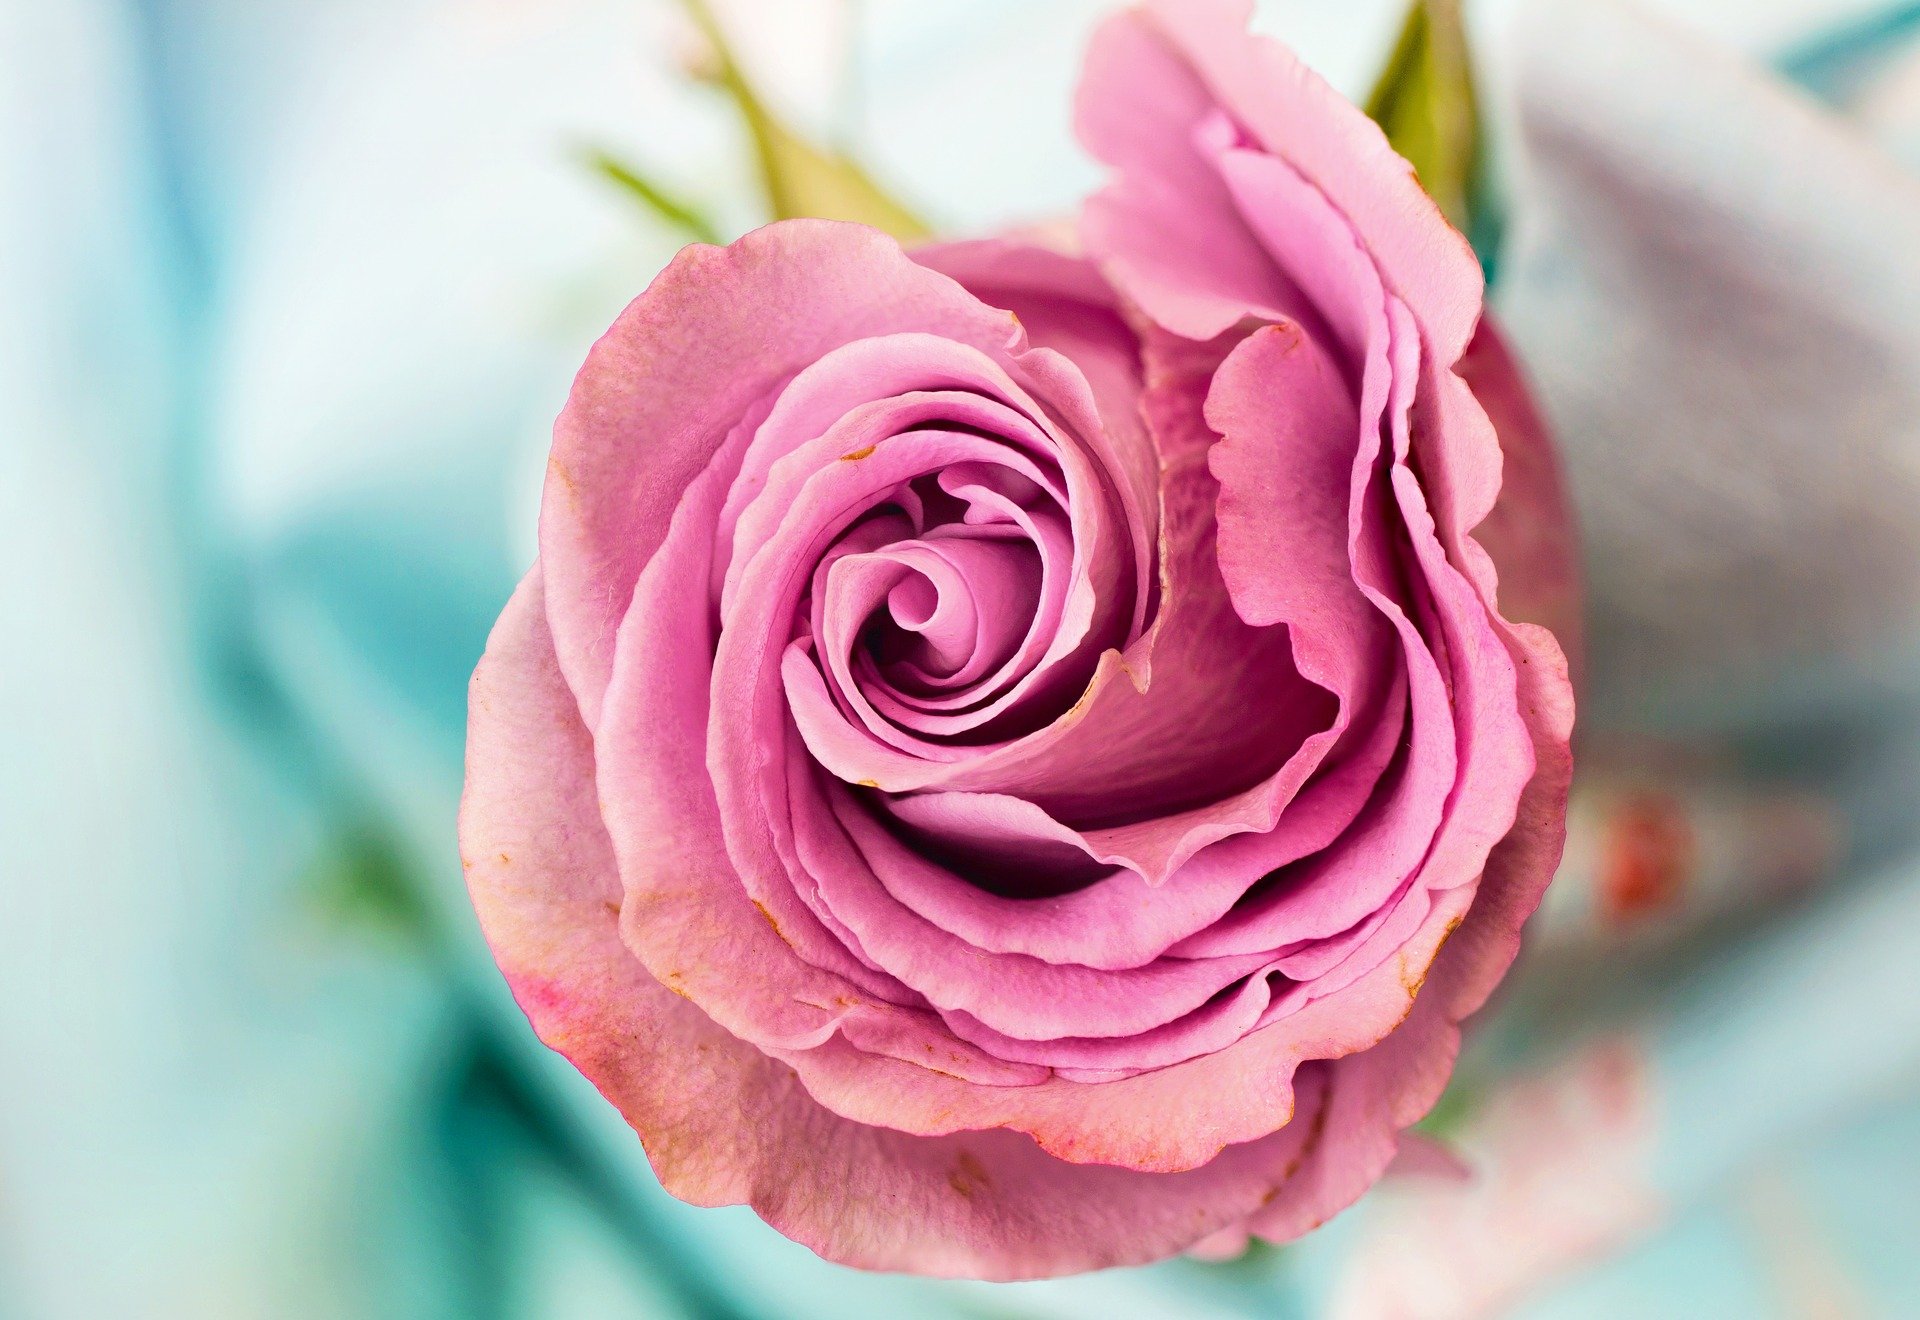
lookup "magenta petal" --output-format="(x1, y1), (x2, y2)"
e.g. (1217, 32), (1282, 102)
(463, 573), (1357, 1279)
(542, 221), (1025, 726)
(835, 761), (1369, 972)
(463, 0), (1583, 1256)
(790, 766), (1280, 1044)
(764, 873), (1476, 1170)
(1075, 10), (1319, 340)
(915, 238), (1163, 640)
(1131, 0), (1483, 357)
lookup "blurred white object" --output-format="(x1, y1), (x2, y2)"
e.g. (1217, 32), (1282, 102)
(1495, 0), (1920, 734)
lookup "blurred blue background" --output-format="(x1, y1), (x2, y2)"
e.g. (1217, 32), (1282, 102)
(7, 1), (1920, 1316)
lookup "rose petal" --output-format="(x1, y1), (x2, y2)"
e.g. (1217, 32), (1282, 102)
(463, 571), (1354, 1278)
(542, 220), (1025, 727)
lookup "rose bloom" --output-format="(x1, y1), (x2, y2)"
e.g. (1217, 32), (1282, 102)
(461, 0), (1576, 1279)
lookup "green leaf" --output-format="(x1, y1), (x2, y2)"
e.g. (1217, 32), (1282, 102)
(304, 818), (437, 952)
(679, 0), (931, 241)
(1364, 0), (1484, 239)
(579, 145), (724, 246)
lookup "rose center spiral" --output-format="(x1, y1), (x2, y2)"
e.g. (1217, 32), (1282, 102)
(808, 458), (1081, 745)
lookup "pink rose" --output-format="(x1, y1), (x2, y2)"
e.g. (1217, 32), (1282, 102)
(460, 0), (1575, 1280)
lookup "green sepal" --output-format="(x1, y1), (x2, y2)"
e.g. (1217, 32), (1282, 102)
(1365, 0), (1500, 271)
(681, 0), (930, 241)
(578, 145), (725, 246)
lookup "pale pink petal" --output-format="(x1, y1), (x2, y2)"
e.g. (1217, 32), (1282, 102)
(542, 221), (1025, 726)
(462, 572), (1356, 1277)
